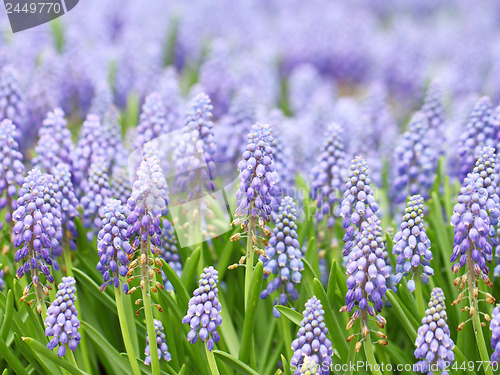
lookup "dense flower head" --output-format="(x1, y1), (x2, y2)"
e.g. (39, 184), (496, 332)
(455, 97), (496, 181)
(101, 105), (126, 169)
(344, 215), (389, 315)
(133, 92), (168, 150)
(158, 67), (182, 130)
(235, 123), (276, 221)
(159, 219), (182, 291)
(33, 108), (74, 174)
(45, 276), (81, 358)
(13, 168), (62, 283)
(81, 157), (112, 240)
(97, 199), (133, 293)
(450, 146), (499, 278)
(341, 156), (379, 257)
(52, 163), (79, 251)
(414, 288), (454, 373)
(393, 195), (434, 291)
(88, 81), (114, 118)
(126, 154), (167, 249)
(260, 196), (303, 318)
(182, 266), (222, 351)
(392, 112), (438, 205)
(290, 296), (333, 374)
(145, 319), (171, 365)
(310, 123), (346, 227)
(421, 80), (446, 155)
(491, 305), (500, 364)
(110, 165), (131, 205)
(0, 119), (24, 224)
(0, 66), (27, 141)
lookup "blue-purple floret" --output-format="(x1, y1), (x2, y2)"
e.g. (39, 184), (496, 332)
(133, 92), (168, 150)
(290, 296), (333, 375)
(341, 156), (379, 257)
(260, 196), (303, 318)
(345, 215), (388, 315)
(235, 123), (276, 222)
(310, 123), (346, 227)
(97, 199), (133, 293)
(450, 146), (499, 278)
(490, 305), (500, 364)
(145, 319), (171, 365)
(0, 269), (4, 291)
(393, 195), (434, 292)
(182, 266), (222, 351)
(392, 112), (437, 204)
(414, 288), (454, 373)
(13, 168), (62, 284)
(0, 119), (25, 225)
(159, 219), (182, 291)
(45, 276), (81, 358)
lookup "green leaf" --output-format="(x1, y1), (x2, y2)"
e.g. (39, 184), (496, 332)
(22, 337), (88, 375)
(274, 306), (302, 326)
(386, 291), (417, 339)
(160, 258), (190, 309)
(72, 268), (117, 312)
(217, 292), (240, 357)
(326, 258), (337, 304)
(180, 247), (201, 291)
(1, 289), (14, 340)
(213, 350), (259, 375)
(0, 334), (29, 375)
(239, 261), (263, 363)
(280, 354), (291, 375)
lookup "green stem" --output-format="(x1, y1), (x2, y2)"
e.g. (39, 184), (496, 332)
(414, 272), (425, 318)
(361, 311), (382, 375)
(141, 236), (160, 375)
(29, 241), (47, 318)
(114, 287), (141, 375)
(205, 345), (220, 375)
(345, 340), (357, 375)
(244, 212), (256, 310)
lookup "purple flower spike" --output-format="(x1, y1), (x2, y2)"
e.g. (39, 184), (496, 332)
(421, 80), (446, 156)
(414, 288), (454, 373)
(97, 199), (133, 292)
(290, 296), (333, 374)
(393, 195), (433, 291)
(33, 108), (74, 174)
(111, 165), (131, 205)
(491, 305), (500, 364)
(392, 112), (437, 205)
(341, 156), (379, 258)
(81, 157), (112, 240)
(450, 146), (499, 279)
(182, 266), (222, 351)
(133, 92), (168, 150)
(310, 123), (346, 228)
(0, 66), (27, 144)
(159, 219), (182, 291)
(88, 82), (114, 118)
(0, 119), (25, 226)
(235, 123), (276, 222)
(260, 196), (303, 318)
(145, 319), (171, 365)
(45, 276), (81, 357)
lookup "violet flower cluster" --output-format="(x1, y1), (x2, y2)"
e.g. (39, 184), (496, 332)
(145, 319), (171, 365)
(182, 266), (222, 351)
(491, 305), (500, 364)
(260, 196), (303, 318)
(235, 123), (276, 222)
(414, 288), (455, 373)
(110, 165), (131, 205)
(290, 296), (333, 375)
(341, 156), (379, 257)
(393, 195), (434, 292)
(45, 276), (81, 357)
(450, 146), (499, 278)
(421, 80), (446, 155)
(310, 123), (346, 227)
(0, 66), (27, 141)
(97, 199), (133, 293)
(159, 219), (182, 291)
(0, 118), (25, 226)
(133, 92), (168, 150)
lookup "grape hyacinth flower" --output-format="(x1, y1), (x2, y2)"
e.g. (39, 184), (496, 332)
(133, 92), (168, 150)
(393, 195), (434, 292)
(0, 66), (27, 145)
(0, 269), (4, 291)
(96, 199), (133, 293)
(340, 156), (379, 258)
(260, 196), (303, 318)
(33, 108), (74, 174)
(421, 80), (446, 156)
(81, 157), (112, 240)
(491, 305), (500, 364)
(159, 219), (182, 291)
(392, 112), (438, 206)
(145, 319), (171, 365)
(88, 81), (114, 118)
(110, 165), (131, 205)
(182, 266), (222, 351)
(102, 106), (127, 170)
(0, 119), (25, 230)
(14, 168), (62, 314)
(450, 146), (498, 366)
(341, 215), (389, 352)
(310, 123), (346, 228)
(414, 288), (455, 373)
(290, 296), (333, 374)
(45, 276), (81, 357)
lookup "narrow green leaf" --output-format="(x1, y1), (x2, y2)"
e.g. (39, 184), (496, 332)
(274, 306), (303, 326)
(180, 247), (201, 291)
(0, 334), (29, 375)
(305, 237), (320, 277)
(178, 364), (186, 375)
(13, 333), (54, 375)
(386, 291), (417, 339)
(72, 268), (117, 312)
(281, 354), (291, 375)
(1, 289), (14, 340)
(160, 258), (189, 308)
(239, 261), (263, 363)
(218, 292), (240, 357)
(326, 258), (337, 303)
(213, 350), (259, 375)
